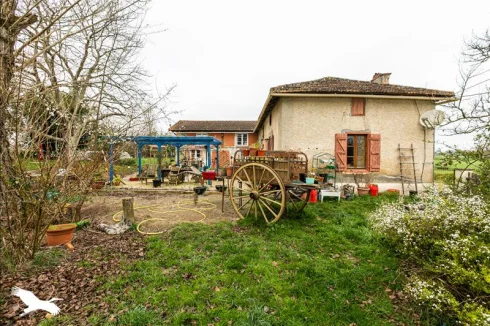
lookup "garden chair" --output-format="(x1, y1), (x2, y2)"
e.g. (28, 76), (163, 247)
(167, 166), (181, 186)
(140, 164), (158, 184)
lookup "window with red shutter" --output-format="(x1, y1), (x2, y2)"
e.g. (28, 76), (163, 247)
(369, 134), (381, 172)
(335, 134), (347, 171)
(335, 132), (380, 172)
(351, 98), (365, 116)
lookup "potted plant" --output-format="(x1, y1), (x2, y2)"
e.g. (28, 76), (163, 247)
(226, 165), (234, 177)
(217, 166), (226, 177)
(152, 177), (162, 187)
(305, 172), (315, 185)
(353, 173), (375, 196)
(249, 143), (260, 157)
(113, 174), (122, 186)
(46, 223), (77, 246)
(241, 148), (250, 157)
(91, 173), (105, 190)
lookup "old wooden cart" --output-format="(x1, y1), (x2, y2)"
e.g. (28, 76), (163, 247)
(228, 150), (318, 224)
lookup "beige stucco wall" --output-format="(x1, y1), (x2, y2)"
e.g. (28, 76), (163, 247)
(260, 99), (283, 149)
(258, 97), (436, 183)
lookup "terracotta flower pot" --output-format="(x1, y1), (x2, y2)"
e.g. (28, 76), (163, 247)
(249, 149), (258, 157)
(357, 187), (370, 196)
(257, 150), (266, 157)
(46, 223), (76, 246)
(91, 181), (105, 190)
(241, 149), (250, 157)
(226, 166), (233, 177)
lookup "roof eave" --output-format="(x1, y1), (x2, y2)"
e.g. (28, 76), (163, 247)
(270, 92), (456, 101)
(254, 94), (274, 133)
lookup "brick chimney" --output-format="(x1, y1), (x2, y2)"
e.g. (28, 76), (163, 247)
(371, 73), (391, 84)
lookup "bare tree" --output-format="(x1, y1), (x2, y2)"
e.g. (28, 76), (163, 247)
(0, 0), (175, 266)
(442, 30), (490, 135)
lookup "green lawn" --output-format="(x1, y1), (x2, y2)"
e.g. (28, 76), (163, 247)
(74, 194), (415, 325)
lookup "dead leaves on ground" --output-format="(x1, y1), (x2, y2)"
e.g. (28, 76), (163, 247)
(0, 230), (146, 325)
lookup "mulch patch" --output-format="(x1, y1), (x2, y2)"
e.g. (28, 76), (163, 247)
(1, 229), (146, 325)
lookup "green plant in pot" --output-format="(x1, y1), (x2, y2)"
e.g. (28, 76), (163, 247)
(113, 174), (122, 186)
(249, 142), (260, 157)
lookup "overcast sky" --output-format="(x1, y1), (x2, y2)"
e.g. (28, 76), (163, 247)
(140, 0), (490, 148)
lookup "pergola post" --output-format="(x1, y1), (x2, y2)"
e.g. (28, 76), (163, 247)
(157, 144), (162, 180)
(109, 140), (114, 183)
(216, 145), (220, 168)
(137, 144), (143, 176)
(206, 144), (211, 168)
(176, 145), (181, 166)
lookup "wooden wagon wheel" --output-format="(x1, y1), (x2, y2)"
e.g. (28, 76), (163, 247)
(229, 163), (286, 224)
(285, 186), (310, 213)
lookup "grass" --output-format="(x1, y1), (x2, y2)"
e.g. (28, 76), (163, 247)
(80, 193), (415, 325)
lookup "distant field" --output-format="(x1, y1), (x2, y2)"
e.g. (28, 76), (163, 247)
(434, 155), (481, 182)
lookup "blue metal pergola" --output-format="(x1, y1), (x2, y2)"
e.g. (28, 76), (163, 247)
(109, 136), (222, 183)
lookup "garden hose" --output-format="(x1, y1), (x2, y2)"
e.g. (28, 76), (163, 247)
(177, 199), (217, 211)
(110, 199), (217, 235)
(136, 209), (207, 235)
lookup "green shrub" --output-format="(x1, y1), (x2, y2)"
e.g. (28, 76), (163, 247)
(369, 187), (490, 324)
(117, 158), (137, 166)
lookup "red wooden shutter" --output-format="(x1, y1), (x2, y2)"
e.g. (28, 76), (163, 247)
(351, 98), (365, 116)
(335, 134), (347, 171)
(369, 134), (381, 172)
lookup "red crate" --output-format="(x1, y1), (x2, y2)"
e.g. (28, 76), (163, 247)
(202, 171), (216, 180)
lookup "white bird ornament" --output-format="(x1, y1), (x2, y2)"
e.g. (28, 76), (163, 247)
(11, 286), (62, 318)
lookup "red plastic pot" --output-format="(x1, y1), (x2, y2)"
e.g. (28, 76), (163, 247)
(369, 184), (379, 197)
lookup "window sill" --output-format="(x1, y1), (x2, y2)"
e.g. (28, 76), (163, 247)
(341, 169), (371, 174)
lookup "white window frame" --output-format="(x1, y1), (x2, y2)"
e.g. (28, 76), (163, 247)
(236, 133), (248, 146)
(189, 149), (201, 160)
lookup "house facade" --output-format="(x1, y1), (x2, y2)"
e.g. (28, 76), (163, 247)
(169, 120), (258, 167)
(254, 74), (455, 185)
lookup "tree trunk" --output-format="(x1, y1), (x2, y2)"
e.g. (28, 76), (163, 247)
(122, 197), (135, 224)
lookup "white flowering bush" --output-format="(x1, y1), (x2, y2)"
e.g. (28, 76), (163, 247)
(369, 187), (490, 324)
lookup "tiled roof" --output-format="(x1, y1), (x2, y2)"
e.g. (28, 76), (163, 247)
(169, 120), (257, 132)
(254, 76), (456, 132)
(271, 77), (455, 98)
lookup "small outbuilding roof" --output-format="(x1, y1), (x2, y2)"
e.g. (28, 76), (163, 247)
(170, 120), (257, 133)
